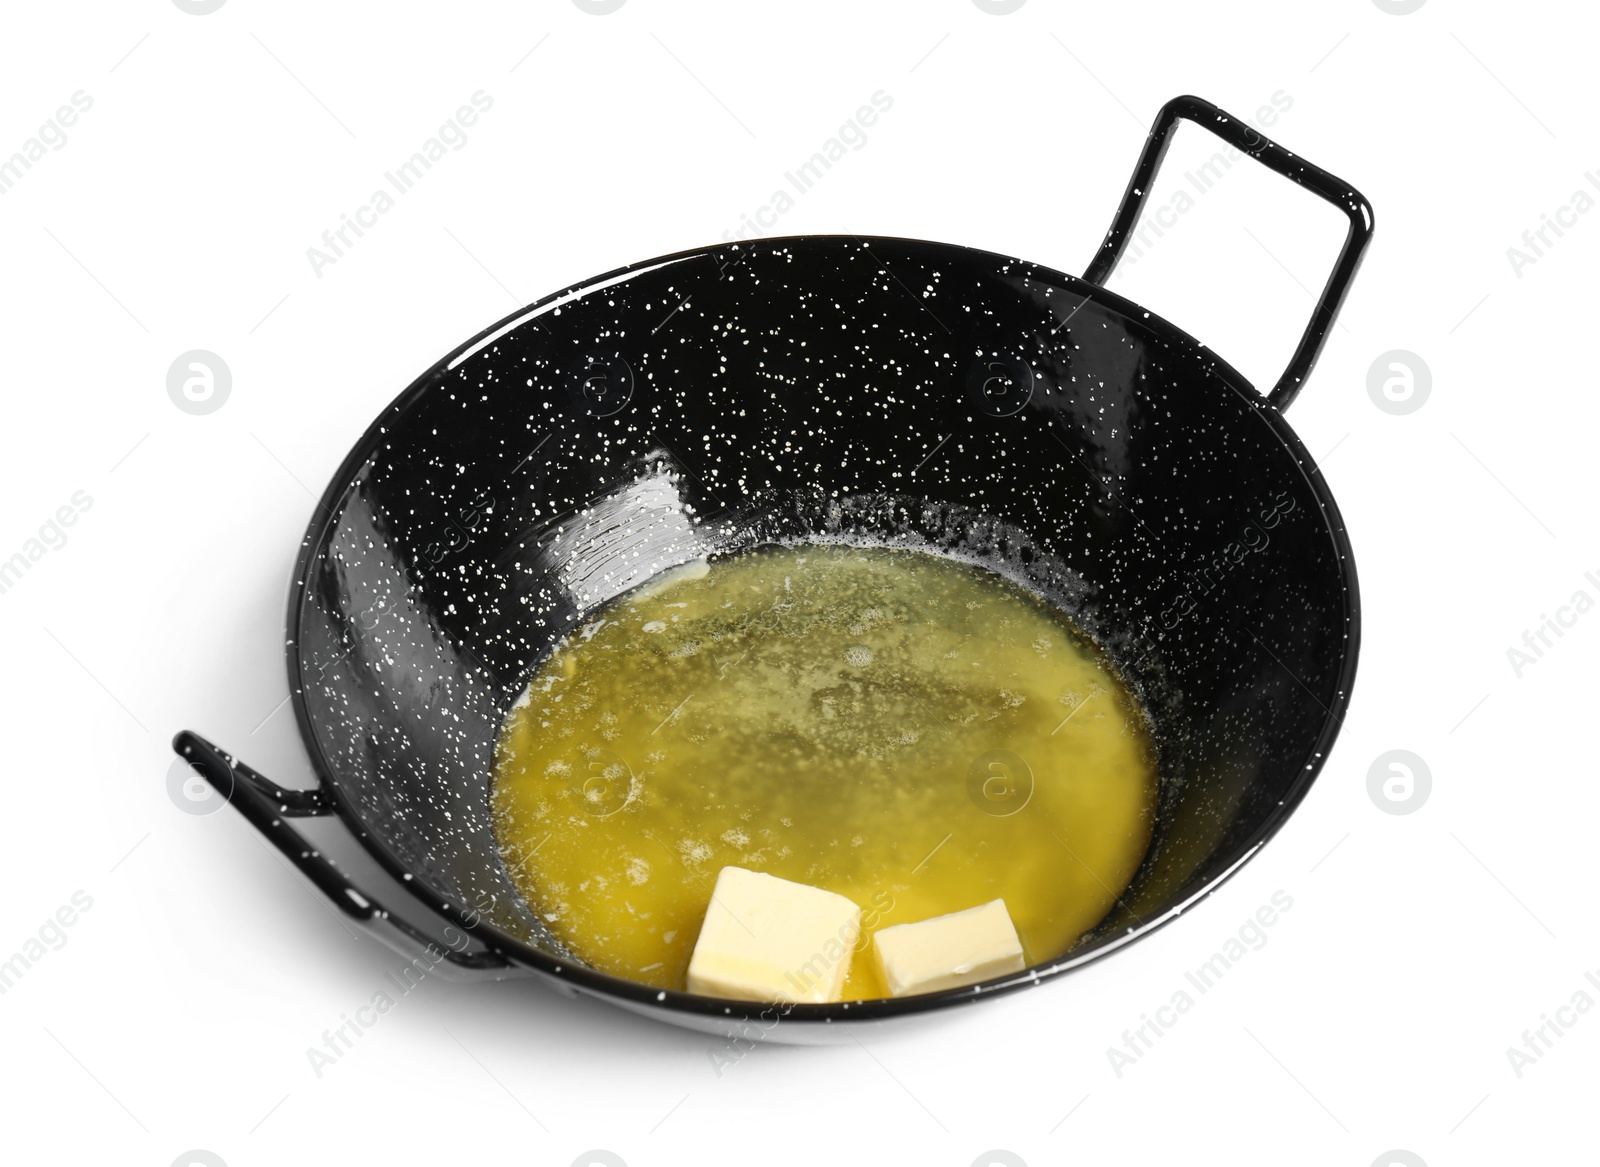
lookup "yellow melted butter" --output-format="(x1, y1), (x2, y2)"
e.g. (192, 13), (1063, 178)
(491, 544), (1157, 1000)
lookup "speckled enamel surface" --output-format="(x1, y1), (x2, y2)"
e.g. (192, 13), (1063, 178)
(286, 234), (1357, 1026)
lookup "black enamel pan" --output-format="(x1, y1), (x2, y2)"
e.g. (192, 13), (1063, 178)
(175, 95), (1372, 1040)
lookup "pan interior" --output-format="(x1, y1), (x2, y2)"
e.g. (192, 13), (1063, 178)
(291, 235), (1355, 987)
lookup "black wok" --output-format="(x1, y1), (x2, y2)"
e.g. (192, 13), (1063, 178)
(175, 95), (1372, 1040)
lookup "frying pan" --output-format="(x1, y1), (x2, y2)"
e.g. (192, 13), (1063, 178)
(175, 95), (1372, 1041)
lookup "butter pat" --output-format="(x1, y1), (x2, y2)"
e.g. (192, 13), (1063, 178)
(686, 867), (862, 1004)
(872, 899), (1025, 997)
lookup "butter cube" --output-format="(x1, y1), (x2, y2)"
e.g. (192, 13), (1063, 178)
(872, 899), (1025, 997)
(686, 867), (862, 1004)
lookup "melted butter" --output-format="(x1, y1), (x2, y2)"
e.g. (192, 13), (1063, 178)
(492, 544), (1157, 999)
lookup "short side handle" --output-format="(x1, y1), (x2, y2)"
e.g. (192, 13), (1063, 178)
(1084, 94), (1375, 412)
(173, 730), (515, 975)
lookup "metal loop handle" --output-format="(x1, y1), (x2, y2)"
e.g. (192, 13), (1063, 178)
(1084, 94), (1374, 412)
(173, 730), (515, 976)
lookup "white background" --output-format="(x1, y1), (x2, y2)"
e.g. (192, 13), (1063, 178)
(0, 1), (1591, 1164)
